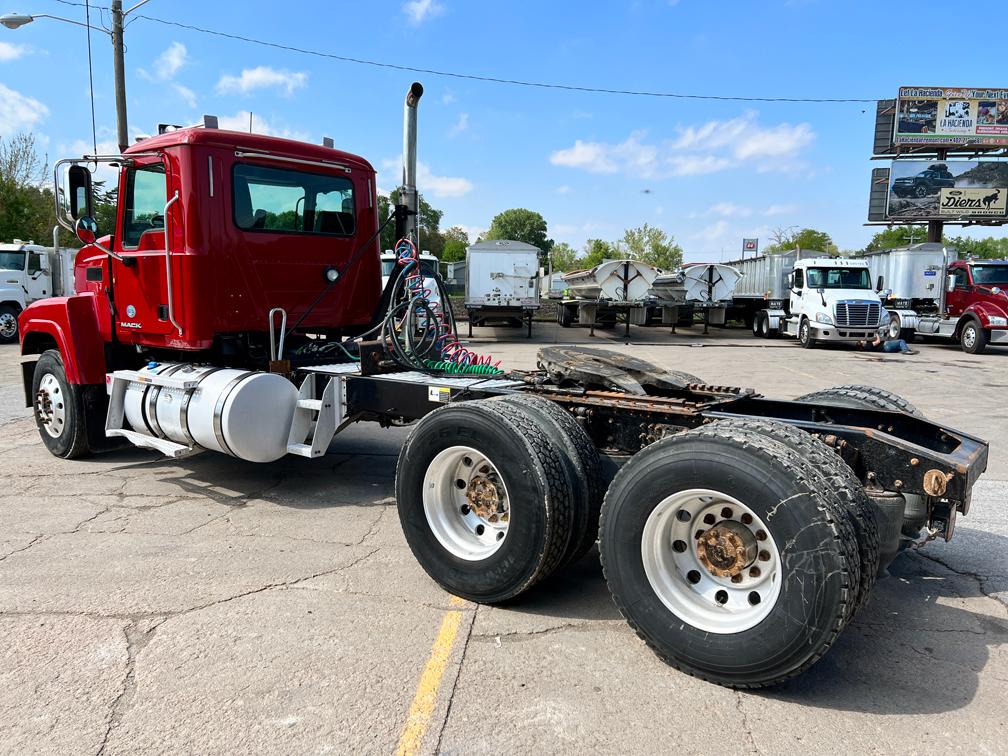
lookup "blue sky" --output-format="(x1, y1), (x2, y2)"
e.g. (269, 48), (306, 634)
(1, 0), (1005, 260)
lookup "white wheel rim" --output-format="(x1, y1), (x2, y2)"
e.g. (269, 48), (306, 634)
(0, 313), (16, 338)
(800, 322), (808, 342)
(36, 373), (67, 439)
(423, 445), (510, 561)
(641, 488), (782, 634)
(889, 317), (900, 339)
(964, 326), (976, 348)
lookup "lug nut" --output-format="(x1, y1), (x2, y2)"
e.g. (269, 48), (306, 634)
(740, 513), (753, 525)
(755, 530), (767, 541)
(759, 550), (770, 562)
(749, 566), (761, 578)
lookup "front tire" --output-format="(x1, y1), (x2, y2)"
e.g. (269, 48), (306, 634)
(798, 317), (815, 349)
(0, 305), (19, 344)
(32, 349), (90, 459)
(600, 422), (858, 687)
(960, 320), (987, 354)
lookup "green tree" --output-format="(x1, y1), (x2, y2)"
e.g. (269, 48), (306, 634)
(441, 239), (467, 263)
(865, 226), (927, 251)
(764, 226), (837, 255)
(377, 189), (445, 256)
(484, 208), (553, 262)
(575, 238), (618, 269)
(944, 235), (1008, 259)
(443, 225), (469, 245)
(620, 223), (683, 270)
(549, 241), (577, 271)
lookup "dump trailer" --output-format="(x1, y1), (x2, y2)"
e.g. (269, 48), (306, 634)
(863, 243), (1008, 354)
(463, 239), (540, 337)
(17, 82), (990, 689)
(723, 249), (798, 328)
(649, 262), (744, 333)
(558, 259), (659, 336)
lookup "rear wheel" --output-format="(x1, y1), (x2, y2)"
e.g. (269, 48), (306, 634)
(960, 320), (987, 355)
(600, 422), (858, 687)
(0, 305), (19, 344)
(396, 400), (574, 603)
(32, 349), (90, 459)
(795, 384), (922, 417)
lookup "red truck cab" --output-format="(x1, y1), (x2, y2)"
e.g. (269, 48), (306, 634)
(945, 259), (1008, 353)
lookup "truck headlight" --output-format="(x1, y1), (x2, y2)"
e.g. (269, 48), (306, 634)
(988, 316), (1008, 327)
(815, 312), (834, 325)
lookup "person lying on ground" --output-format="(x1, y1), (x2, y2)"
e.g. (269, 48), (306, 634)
(856, 334), (918, 354)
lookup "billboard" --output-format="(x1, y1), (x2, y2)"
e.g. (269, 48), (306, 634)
(895, 87), (1008, 147)
(886, 160), (1008, 221)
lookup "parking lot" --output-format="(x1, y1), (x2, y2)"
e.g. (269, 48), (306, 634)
(1, 325), (1006, 754)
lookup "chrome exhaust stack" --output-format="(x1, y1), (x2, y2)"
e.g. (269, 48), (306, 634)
(399, 81), (424, 243)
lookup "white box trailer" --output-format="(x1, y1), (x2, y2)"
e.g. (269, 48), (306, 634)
(464, 240), (540, 337)
(0, 235), (76, 343)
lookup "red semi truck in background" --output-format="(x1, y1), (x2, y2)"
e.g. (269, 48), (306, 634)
(14, 83), (989, 688)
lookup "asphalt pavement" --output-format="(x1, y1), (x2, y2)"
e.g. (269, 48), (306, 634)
(1, 323), (1005, 754)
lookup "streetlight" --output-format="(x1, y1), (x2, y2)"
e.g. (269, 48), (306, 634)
(1, 0), (153, 153)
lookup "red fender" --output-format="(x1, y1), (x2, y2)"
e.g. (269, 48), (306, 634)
(19, 293), (107, 385)
(963, 301), (1008, 328)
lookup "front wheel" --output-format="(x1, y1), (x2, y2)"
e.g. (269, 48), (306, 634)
(599, 422), (858, 687)
(32, 349), (90, 459)
(0, 305), (19, 344)
(798, 318), (815, 349)
(960, 320), (987, 354)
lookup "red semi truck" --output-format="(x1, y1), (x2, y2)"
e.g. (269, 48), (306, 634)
(17, 83), (989, 688)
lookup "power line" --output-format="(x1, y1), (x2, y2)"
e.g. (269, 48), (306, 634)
(132, 13), (877, 104)
(83, 0), (97, 157)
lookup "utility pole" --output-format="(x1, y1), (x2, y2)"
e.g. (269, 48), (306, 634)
(111, 0), (128, 153)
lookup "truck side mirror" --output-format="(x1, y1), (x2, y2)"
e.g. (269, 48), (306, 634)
(75, 216), (98, 246)
(68, 165), (94, 220)
(876, 275), (884, 292)
(946, 274), (956, 293)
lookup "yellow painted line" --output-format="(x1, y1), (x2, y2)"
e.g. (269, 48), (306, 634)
(395, 595), (467, 756)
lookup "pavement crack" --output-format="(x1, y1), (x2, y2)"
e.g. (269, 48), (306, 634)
(0, 533), (49, 563)
(435, 603), (477, 753)
(735, 691), (759, 754)
(913, 552), (1008, 611)
(470, 620), (619, 643)
(96, 618), (163, 755)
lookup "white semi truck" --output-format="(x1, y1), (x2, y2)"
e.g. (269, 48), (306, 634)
(0, 236), (75, 344)
(752, 256), (886, 348)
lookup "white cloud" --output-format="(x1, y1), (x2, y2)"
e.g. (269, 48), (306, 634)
(217, 66), (308, 96)
(707, 202), (752, 218)
(139, 41), (188, 81)
(448, 112), (469, 137)
(381, 158), (473, 199)
(403, 0), (444, 23)
(555, 185), (571, 194)
(441, 92), (456, 104)
(217, 111), (308, 141)
(693, 220), (730, 244)
(764, 203), (798, 216)
(58, 138), (121, 183)
(172, 83), (197, 109)
(552, 112), (815, 179)
(0, 42), (30, 62)
(0, 83), (48, 136)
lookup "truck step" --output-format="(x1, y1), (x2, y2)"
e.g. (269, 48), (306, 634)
(287, 442), (323, 458)
(296, 398), (324, 411)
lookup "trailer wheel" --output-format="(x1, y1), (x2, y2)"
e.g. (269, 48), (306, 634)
(494, 393), (603, 564)
(795, 384), (922, 417)
(753, 311), (770, 338)
(396, 400), (574, 603)
(0, 304), (19, 344)
(31, 349), (90, 459)
(798, 317), (815, 349)
(960, 320), (987, 355)
(599, 422), (857, 687)
(691, 418), (879, 613)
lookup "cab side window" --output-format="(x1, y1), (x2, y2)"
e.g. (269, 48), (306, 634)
(793, 270), (804, 289)
(953, 268), (969, 290)
(122, 164), (167, 248)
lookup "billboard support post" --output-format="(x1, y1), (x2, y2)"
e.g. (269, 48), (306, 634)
(927, 148), (947, 243)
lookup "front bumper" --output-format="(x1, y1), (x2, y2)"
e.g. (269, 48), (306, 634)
(989, 328), (1008, 344)
(809, 323), (883, 341)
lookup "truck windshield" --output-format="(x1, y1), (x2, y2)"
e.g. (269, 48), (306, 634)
(806, 267), (871, 289)
(0, 251), (26, 271)
(971, 265), (1008, 285)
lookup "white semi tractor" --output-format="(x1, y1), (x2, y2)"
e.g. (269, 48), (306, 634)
(0, 236), (75, 344)
(750, 255), (886, 348)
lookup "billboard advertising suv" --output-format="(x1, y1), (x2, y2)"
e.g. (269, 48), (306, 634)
(886, 160), (1008, 220)
(895, 87), (1008, 147)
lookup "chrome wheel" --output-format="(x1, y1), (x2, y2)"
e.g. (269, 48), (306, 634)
(641, 488), (781, 634)
(423, 445), (510, 561)
(888, 315), (901, 340)
(36, 373), (66, 439)
(963, 325), (977, 350)
(0, 312), (16, 339)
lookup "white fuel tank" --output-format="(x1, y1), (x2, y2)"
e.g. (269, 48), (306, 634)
(124, 363), (298, 462)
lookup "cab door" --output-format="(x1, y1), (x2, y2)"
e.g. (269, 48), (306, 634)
(23, 251), (52, 301)
(110, 157), (178, 339)
(789, 268), (805, 314)
(945, 267), (970, 317)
